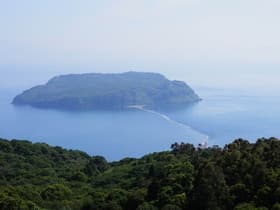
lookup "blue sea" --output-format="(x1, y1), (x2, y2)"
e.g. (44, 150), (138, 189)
(1, 87), (280, 160)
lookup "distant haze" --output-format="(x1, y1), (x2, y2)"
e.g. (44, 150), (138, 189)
(1, 0), (280, 93)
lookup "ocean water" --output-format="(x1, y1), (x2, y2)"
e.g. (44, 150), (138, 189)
(0, 88), (280, 160)
(167, 88), (280, 145)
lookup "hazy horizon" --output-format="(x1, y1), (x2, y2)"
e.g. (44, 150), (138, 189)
(1, 0), (280, 93)
(2, 63), (280, 96)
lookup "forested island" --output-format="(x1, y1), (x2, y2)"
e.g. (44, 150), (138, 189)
(1, 137), (280, 210)
(12, 72), (200, 110)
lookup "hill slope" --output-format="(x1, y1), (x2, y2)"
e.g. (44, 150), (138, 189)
(1, 137), (280, 210)
(12, 72), (200, 110)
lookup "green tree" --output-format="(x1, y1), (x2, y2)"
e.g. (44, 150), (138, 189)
(190, 161), (231, 210)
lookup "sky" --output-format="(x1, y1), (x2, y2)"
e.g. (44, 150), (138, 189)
(1, 0), (280, 91)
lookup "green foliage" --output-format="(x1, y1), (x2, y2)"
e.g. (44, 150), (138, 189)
(272, 203), (280, 210)
(1, 137), (280, 209)
(136, 202), (157, 210)
(161, 204), (181, 210)
(84, 156), (109, 176)
(234, 203), (268, 210)
(0, 191), (41, 210)
(12, 72), (200, 110)
(41, 184), (72, 200)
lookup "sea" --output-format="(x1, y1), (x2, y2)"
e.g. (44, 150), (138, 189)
(1, 87), (280, 160)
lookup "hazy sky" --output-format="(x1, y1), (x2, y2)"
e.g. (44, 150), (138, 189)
(1, 0), (280, 91)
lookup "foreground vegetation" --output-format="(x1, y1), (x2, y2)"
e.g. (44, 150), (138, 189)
(0, 137), (280, 210)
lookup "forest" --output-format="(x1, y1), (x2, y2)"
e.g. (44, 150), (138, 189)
(12, 72), (200, 110)
(0, 137), (280, 210)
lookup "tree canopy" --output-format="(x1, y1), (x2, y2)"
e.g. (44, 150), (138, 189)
(0, 137), (280, 209)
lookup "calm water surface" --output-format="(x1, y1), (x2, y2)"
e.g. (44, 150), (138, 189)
(1, 88), (280, 160)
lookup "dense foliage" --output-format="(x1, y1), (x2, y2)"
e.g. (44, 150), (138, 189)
(12, 72), (200, 110)
(0, 137), (280, 209)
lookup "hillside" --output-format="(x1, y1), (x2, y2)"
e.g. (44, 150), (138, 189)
(12, 72), (200, 110)
(1, 137), (280, 210)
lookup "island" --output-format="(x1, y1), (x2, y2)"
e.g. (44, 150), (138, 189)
(12, 72), (201, 110)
